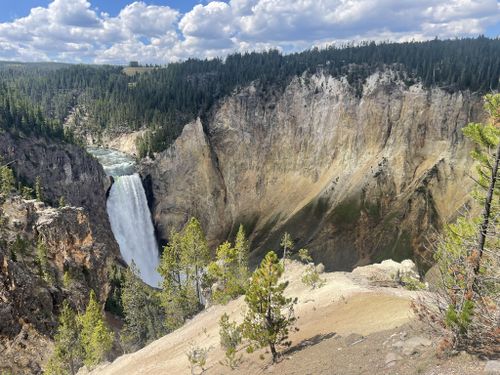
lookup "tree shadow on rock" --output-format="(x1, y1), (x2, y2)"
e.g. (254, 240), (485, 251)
(283, 332), (338, 356)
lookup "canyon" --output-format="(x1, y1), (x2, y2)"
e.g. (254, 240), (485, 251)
(0, 69), (488, 374)
(141, 71), (484, 270)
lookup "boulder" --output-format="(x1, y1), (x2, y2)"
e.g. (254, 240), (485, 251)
(401, 336), (432, 356)
(385, 352), (402, 366)
(352, 259), (420, 286)
(315, 263), (325, 274)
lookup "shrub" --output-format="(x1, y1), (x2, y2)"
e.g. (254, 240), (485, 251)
(186, 344), (209, 374)
(400, 275), (426, 291)
(219, 313), (243, 369)
(301, 264), (326, 289)
(298, 249), (325, 289)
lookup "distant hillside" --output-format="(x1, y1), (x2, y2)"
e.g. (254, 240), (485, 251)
(0, 83), (71, 142)
(0, 37), (498, 156)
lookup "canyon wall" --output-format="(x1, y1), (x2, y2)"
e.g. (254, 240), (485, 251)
(142, 72), (484, 269)
(0, 132), (117, 247)
(0, 134), (121, 374)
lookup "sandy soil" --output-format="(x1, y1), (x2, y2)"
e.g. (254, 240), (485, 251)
(230, 323), (485, 375)
(89, 261), (422, 375)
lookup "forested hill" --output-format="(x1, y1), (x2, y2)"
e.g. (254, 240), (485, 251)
(1, 37), (499, 156)
(0, 83), (75, 143)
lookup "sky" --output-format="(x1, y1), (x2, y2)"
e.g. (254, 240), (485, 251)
(0, 0), (498, 65)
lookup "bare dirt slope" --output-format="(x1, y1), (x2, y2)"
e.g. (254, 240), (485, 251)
(89, 262), (421, 375)
(88, 261), (493, 375)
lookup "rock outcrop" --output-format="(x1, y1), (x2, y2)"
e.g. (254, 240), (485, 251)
(65, 106), (145, 156)
(0, 133), (121, 374)
(351, 259), (420, 287)
(142, 71), (484, 269)
(0, 197), (121, 374)
(0, 131), (116, 247)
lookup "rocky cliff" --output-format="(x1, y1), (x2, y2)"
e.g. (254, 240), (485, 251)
(0, 132), (117, 247)
(0, 197), (122, 374)
(0, 134), (121, 374)
(142, 71), (484, 270)
(65, 106), (145, 156)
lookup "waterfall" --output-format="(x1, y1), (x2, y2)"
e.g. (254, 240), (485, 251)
(87, 147), (162, 287)
(106, 173), (162, 287)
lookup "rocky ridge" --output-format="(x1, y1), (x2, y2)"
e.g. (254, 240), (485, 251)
(85, 259), (493, 375)
(0, 131), (117, 248)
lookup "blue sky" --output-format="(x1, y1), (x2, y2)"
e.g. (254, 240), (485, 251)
(0, 0), (498, 64)
(0, 1), (206, 21)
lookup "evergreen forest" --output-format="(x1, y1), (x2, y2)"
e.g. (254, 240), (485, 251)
(0, 37), (498, 154)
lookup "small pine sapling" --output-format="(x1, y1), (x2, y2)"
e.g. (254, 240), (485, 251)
(218, 313), (243, 369)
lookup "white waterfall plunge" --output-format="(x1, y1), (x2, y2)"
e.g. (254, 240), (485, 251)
(107, 174), (162, 287)
(88, 148), (162, 287)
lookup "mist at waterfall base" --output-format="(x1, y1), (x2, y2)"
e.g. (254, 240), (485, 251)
(88, 148), (162, 287)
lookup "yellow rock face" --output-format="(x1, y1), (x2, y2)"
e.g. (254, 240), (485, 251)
(142, 72), (484, 270)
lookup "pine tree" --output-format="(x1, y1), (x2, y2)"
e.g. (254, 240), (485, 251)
(21, 185), (34, 199)
(234, 224), (250, 283)
(242, 251), (297, 363)
(79, 291), (114, 368)
(462, 93), (500, 269)
(414, 94), (499, 357)
(158, 228), (201, 330)
(0, 160), (14, 196)
(44, 302), (83, 375)
(36, 237), (53, 284)
(121, 262), (165, 352)
(280, 232), (294, 270)
(182, 217), (210, 302)
(206, 225), (250, 304)
(206, 242), (242, 304)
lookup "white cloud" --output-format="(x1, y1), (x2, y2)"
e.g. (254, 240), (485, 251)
(0, 0), (497, 64)
(49, 0), (100, 28)
(180, 2), (234, 39)
(116, 2), (179, 37)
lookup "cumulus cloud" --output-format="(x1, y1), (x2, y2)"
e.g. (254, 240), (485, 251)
(116, 2), (179, 38)
(0, 0), (497, 64)
(49, 0), (100, 28)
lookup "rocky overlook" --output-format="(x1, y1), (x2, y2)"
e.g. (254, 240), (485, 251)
(142, 71), (484, 270)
